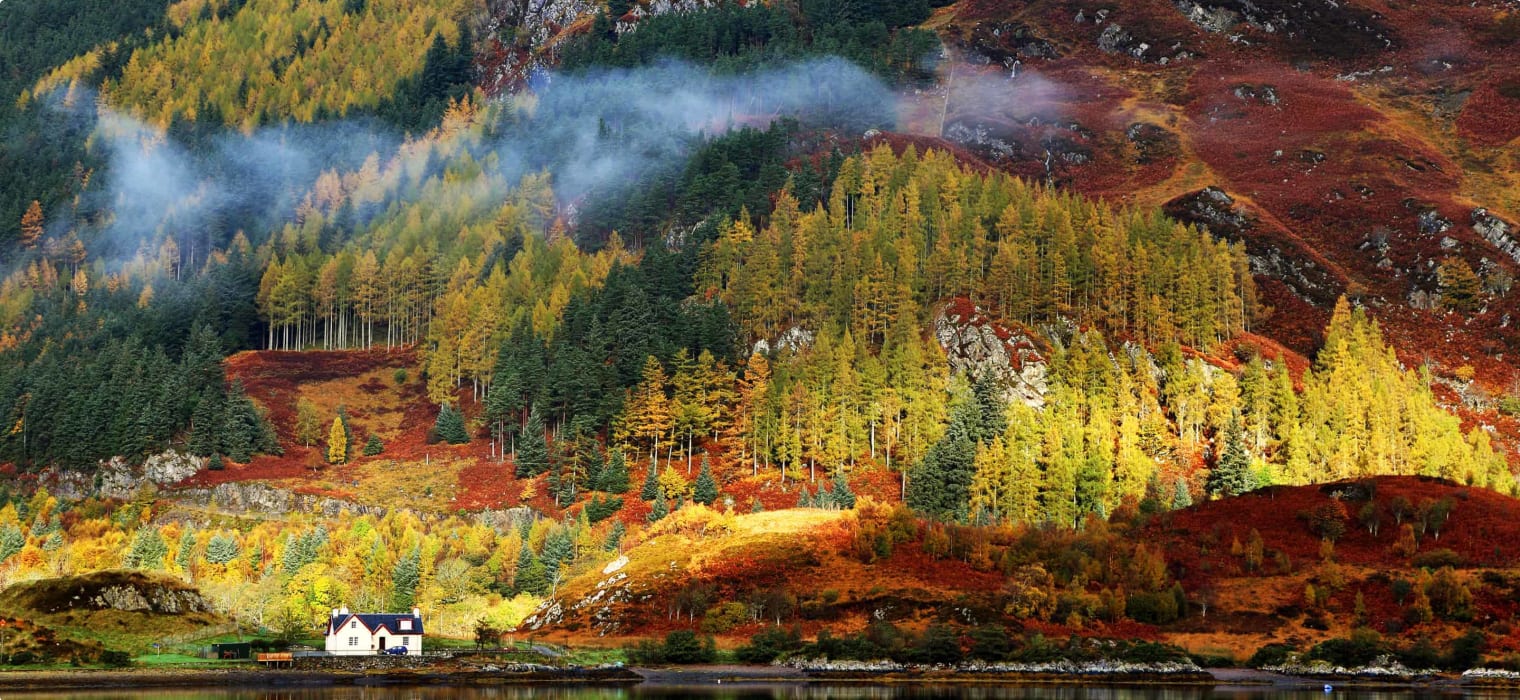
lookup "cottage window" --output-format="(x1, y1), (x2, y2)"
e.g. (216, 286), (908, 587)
(399, 619), (412, 631)
(401, 637), (409, 647)
(348, 637), (358, 647)
(350, 620), (358, 629)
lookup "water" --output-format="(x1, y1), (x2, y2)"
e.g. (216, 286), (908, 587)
(0, 686), (1512, 700)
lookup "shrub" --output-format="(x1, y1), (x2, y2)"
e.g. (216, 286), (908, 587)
(1126, 589), (1181, 624)
(907, 623), (963, 665)
(1303, 501), (1349, 541)
(700, 601), (750, 634)
(968, 625), (1012, 661)
(1123, 641), (1190, 664)
(1248, 643), (1297, 668)
(1307, 628), (1386, 667)
(735, 626), (803, 663)
(100, 650), (132, 667)
(393, 368), (408, 384)
(363, 434), (384, 456)
(661, 630), (716, 664)
(1446, 629), (1487, 670)
(207, 454), (225, 471)
(1411, 549), (1463, 569)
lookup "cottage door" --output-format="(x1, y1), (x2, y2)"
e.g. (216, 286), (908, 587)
(378, 636), (386, 650)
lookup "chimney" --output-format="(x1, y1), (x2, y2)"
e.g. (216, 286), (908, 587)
(331, 608), (339, 618)
(340, 605), (349, 615)
(412, 607), (421, 619)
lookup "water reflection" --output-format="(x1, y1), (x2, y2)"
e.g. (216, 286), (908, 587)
(0, 685), (1507, 700)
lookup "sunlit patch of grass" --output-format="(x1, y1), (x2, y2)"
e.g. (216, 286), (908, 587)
(299, 368), (414, 441)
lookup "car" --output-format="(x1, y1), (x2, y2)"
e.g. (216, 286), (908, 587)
(384, 646), (409, 655)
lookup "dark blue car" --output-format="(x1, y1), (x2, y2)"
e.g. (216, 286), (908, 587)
(384, 646), (408, 655)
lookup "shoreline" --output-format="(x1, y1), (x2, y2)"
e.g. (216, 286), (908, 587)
(0, 664), (1480, 692)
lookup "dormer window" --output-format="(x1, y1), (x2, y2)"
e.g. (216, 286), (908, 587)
(399, 620), (412, 631)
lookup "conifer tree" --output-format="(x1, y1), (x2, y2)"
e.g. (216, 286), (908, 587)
(648, 487), (669, 522)
(19, 200), (43, 249)
(188, 393), (223, 457)
(604, 521), (626, 552)
(1207, 414), (1253, 498)
(599, 449), (631, 494)
(1172, 477), (1194, 510)
(363, 434), (384, 456)
(640, 455), (660, 501)
(328, 417), (348, 464)
(515, 406), (548, 477)
(390, 548), (421, 611)
(832, 470), (856, 509)
(435, 403), (469, 444)
(693, 455), (719, 505)
(907, 402), (978, 521)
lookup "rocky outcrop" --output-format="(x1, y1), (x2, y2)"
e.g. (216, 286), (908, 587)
(933, 302), (1049, 407)
(173, 481), (391, 520)
(92, 582), (212, 614)
(1, 570), (213, 615)
(37, 450), (204, 501)
(1474, 208), (1520, 266)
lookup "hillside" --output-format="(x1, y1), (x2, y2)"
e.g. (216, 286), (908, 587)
(535, 476), (1520, 662)
(3, 0), (1520, 672)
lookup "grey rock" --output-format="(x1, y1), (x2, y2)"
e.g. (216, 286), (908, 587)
(933, 304), (1049, 407)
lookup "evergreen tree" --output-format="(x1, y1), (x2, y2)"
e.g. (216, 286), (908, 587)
(1172, 477), (1194, 510)
(363, 433), (384, 456)
(435, 403), (469, 444)
(515, 405), (548, 477)
(515, 550), (549, 596)
(604, 520), (626, 551)
(0, 525), (24, 562)
(541, 527), (574, 584)
(1206, 414), (1253, 498)
(907, 402), (978, 521)
(206, 533), (239, 564)
(187, 393), (223, 457)
(599, 449), (631, 494)
(175, 529), (196, 573)
(640, 455), (660, 501)
(693, 455), (719, 505)
(648, 486), (669, 522)
(207, 454), (225, 471)
(832, 470), (857, 509)
(126, 527), (168, 570)
(390, 548), (421, 611)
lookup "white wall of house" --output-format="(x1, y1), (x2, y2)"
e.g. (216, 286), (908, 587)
(323, 611), (423, 656)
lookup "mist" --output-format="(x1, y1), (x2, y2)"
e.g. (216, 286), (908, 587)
(60, 56), (898, 262)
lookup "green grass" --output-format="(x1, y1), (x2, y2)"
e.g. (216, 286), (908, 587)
(131, 653), (247, 666)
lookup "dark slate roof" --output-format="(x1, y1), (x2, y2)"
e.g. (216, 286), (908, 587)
(327, 612), (424, 636)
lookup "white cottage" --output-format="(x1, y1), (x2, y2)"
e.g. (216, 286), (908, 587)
(323, 606), (424, 656)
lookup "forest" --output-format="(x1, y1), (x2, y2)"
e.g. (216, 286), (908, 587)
(0, 0), (1517, 666)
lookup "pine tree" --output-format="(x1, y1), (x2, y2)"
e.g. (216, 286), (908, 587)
(832, 470), (857, 509)
(1172, 477), (1194, 510)
(363, 434), (384, 456)
(126, 527), (168, 570)
(640, 455), (660, 501)
(648, 486), (669, 522)
(435, 403), (469, 444)
(693, 455), (719, 505)
(175, 529), (196, 574)
(604, 520), (626, 551)
(599, 449), (631, 494)
(541, 527), (574, 584)
(515, 406), (548, 477)
(1206, 414), (1252, 498)
(187, 393), (223, 457)
(328, 416), (348, 465)
(390, 548), (421, 611)
(207, 454), (224, 471)
(907, 402), (978, 521)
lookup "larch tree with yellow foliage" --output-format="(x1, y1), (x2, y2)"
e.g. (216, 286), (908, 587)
(328, 417), (348, 465)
